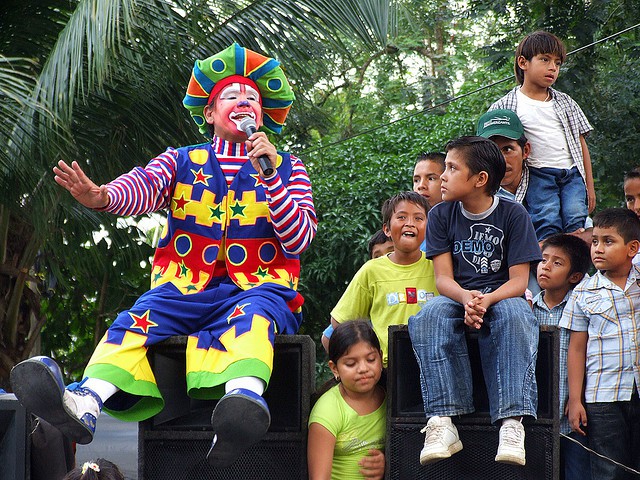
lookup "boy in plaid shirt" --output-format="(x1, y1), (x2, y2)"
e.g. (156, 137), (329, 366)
(489, 31), (595, 241)
(532, 234), (591, 479)
(561, 208), (640, 480)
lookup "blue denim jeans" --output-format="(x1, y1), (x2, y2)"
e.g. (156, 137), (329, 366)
(561, 431), (592, 480)
(585, 390), (640, 480)
(525, 166), (588, 241)
(408, 296), (538, 423)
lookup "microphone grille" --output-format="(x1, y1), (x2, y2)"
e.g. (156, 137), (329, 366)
(239, 117), (257, 131)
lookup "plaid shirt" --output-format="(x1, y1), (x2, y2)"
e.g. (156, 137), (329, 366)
(559, 266), (640, 403)
(532, 290), (572, 434)
(490, 86), (592, 183)
(497, 164), (529, 204)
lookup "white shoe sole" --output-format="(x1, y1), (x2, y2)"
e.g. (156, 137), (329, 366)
(495, 452), (526, 466)
(419, 440), (463, 465)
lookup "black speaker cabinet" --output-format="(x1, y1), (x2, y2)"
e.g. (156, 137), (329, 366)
(388, 422), (555, 480)
(0, 393), (29, 480)
(386, 325), (560, 480)
(139, 334), (315, 480)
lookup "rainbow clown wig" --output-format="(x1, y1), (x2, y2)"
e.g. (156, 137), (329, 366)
(183, 43), (295, 135)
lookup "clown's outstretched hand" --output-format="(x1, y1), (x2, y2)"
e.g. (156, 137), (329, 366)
(53, 160), (109, 209)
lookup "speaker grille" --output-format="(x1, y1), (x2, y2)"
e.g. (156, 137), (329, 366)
(139, 335), (314, 479)
(386, 326), (560, 479)
(389, 423), (554, 480)
(142, 435), (305, 480)
(0, 394), (29, 480)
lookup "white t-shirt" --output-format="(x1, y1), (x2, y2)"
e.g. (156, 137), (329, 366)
(516, 89), (573, 170)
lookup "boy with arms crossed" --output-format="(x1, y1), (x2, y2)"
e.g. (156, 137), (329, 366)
(409, 136), (541, 466)
(532, 234), (591, 479)
(561, 208), (640, 480)
(490, 31), (595, 241)
(330, 191), (437, 367)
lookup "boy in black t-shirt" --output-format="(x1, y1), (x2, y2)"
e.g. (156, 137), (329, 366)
(408, 136), (541, 467)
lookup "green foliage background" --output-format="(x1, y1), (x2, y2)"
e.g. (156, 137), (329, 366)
(0, 0), (639, 385)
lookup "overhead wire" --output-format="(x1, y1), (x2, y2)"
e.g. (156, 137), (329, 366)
(560, 432), (640, 476)
(299, 22), (640, 156)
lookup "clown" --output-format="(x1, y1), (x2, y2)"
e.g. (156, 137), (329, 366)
(11, 43), (316, 468)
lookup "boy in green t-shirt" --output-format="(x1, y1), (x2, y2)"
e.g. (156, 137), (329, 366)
(330, 191), (438, 365)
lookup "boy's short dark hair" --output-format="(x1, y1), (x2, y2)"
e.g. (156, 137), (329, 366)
(593, 208), (640, 243)
(515, 31), (567, 85)
(445, 136), (505, 196)
(541, 234), (591, 277)
(623, 167), (640, 183)
(381, 191), (430, 228)
(416, 152), (446, 170)
(367, 229), (392, 258)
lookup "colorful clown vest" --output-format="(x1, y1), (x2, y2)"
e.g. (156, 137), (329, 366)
(149, 142), (300, 295)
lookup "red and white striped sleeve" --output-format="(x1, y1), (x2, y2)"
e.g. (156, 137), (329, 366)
(101, 149), (178, 216)
(263, 154), (317, 255)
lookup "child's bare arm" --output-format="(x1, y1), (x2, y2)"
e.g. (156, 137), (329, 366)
(433, 252), (474, 306)
(580, 135), (595, 213)
(478, 262), (529, 309)
(307, 423), (336, 480)
(566, 330), (588, 435)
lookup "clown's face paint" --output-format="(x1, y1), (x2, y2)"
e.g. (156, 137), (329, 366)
(206, 83), (263, 142)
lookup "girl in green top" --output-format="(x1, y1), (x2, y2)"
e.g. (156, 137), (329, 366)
(308, 321), (386, 479)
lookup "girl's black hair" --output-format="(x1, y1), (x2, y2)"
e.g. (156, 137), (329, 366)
(328, 320), (381, 365)
(312, 321), (382, 405)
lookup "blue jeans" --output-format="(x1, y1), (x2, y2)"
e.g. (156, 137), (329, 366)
(408, 296), (539, 423)
(561, 431), (591, 480)
(585, 390), (640, 480)
(525, 166), (588, 241)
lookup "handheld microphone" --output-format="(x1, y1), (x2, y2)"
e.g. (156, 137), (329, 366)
(238, 117), (274, 177)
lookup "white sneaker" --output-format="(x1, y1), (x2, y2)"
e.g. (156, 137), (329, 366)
(495, 418), (526, 465)
(63, 389), (101, 423)
(419, 416), (463, 465)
